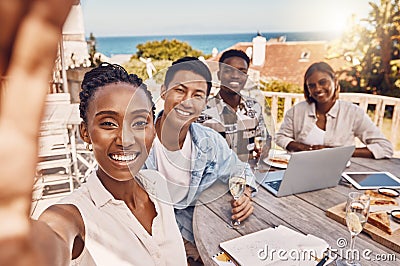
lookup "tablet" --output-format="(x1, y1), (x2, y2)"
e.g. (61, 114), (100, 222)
(342, 172), (400, 189)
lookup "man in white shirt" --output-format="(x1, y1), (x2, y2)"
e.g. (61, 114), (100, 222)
(144, 57), (256, 264)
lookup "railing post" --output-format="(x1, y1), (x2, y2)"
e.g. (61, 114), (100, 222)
(283, 96), (292, 116)
(271, 95), (279, 128)
(392, 103), (400, 149)
(373, 99), (383, 127)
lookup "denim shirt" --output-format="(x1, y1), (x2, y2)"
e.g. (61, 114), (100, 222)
(144, 122), (257, 243)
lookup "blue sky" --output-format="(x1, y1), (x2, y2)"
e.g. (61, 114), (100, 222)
(81, 0), (373, 36)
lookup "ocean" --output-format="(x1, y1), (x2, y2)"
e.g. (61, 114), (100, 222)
(95, 31), (342, 57)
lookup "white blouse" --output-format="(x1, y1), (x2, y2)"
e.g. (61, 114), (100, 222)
(275, 100), (393, 159)
(57, 170), (187, 266)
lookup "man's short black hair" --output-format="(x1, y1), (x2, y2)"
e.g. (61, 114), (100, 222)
(164, 56), (212, 96)
(219, 49), (250, 66)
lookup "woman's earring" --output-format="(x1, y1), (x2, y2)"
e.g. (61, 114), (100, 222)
(85, 143), (93, 151)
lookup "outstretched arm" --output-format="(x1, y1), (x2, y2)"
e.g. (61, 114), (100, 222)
(0, 0), (75, 264)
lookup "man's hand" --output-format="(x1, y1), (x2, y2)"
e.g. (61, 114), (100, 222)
(230, 186), (254, 222)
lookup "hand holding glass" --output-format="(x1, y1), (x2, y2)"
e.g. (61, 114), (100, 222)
(337, 192), (370, 266)
(229, 166), (246, 228)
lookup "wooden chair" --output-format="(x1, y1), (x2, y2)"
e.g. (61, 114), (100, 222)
(36, 93), (75, 199)
(36, 126), (74, 198)
(75, 142), (97, 183)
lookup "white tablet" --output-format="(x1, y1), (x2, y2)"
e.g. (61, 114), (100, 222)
(341, 172), (400, 189)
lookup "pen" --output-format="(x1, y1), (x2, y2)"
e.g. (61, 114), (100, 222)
(316, 249), (329, 266)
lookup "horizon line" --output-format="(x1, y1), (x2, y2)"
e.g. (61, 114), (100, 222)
(88, 30), (343, 38)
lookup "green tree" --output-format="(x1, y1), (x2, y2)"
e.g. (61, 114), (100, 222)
(260, 80), (302, 121)
(135, 39), (204, 61)
(335, 0), (400, 97)
(87, 32), (102, 67)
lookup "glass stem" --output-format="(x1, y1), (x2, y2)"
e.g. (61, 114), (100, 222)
(348, 234), (357, 264)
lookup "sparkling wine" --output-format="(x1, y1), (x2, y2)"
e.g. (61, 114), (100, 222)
(229, 176), (246, 199)
(346, 212), (367, 235)
(254, 136), (265, 150)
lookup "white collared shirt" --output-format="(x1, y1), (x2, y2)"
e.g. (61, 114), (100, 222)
(275, 100), (393, 159)
(57, 170), (186, 266)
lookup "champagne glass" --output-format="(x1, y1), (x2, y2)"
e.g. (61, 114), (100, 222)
(228, 165), (247, 228)
(337, 192), (370, 266)
(254, 135), (272, 170)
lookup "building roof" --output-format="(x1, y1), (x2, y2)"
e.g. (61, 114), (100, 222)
(209, 40), (350, 86)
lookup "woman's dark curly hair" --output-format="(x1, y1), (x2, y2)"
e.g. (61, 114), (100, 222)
(79, 63), (155, 123)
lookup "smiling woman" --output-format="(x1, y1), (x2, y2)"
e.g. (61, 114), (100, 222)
(275, 62), (393, 159)
(2, 63), (187, 265)
(39, 63), (187, 265)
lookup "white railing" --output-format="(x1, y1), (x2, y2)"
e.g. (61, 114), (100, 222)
(260, 91), (400, 155)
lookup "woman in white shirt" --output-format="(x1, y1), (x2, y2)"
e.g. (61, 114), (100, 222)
(2, 63), (187, 266)
(275, 62), (393, 159)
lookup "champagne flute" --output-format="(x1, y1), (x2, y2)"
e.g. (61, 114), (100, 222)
(254, 135), (272, 170)
(337, 192), (370, 266)
(229, 165), (247, 228)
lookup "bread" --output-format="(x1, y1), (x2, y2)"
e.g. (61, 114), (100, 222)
(365, 190), (398, 206)
(368, 211), (392, 234)
(269, 157), (289, 165)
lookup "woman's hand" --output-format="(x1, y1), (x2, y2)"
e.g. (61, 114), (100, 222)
(286, 141), (329, 152)
(0, 0), (74, 240)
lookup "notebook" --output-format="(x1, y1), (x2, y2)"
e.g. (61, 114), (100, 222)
(219, 225), (330, 266)
(256, 146), (355, 197)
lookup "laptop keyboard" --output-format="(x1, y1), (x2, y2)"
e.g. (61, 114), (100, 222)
(266, 180), (282, 191)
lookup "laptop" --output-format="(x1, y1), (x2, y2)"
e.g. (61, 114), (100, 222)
(256, 146), (355, 197)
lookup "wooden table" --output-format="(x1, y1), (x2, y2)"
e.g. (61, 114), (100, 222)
(193, 157), (400, 265)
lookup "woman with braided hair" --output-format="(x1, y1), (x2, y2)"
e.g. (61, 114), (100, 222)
(2, 63), (187, 265)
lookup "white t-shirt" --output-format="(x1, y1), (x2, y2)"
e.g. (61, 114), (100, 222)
(153, 132), (192, 204)
(303, 123), (325, 146)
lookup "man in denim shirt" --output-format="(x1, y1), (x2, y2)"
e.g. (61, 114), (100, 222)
(144, 57), (256, 263)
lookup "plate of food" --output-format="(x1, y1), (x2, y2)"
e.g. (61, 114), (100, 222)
(364, 190), (400, 234)
(263, 149), (291, 169)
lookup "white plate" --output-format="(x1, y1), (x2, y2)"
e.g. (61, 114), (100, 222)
(263, 149), (291, 169)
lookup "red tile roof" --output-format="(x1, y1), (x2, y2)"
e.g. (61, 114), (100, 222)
(209, 41), (350, 86)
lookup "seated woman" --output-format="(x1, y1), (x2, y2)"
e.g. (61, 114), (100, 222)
(4, 63), (187, 265)
(275, 62), (393, 159)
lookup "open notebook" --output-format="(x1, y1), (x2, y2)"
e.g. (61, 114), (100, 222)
(219, 225), (330, 266)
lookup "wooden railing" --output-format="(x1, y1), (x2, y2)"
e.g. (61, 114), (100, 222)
(259, 91), (400, 155)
